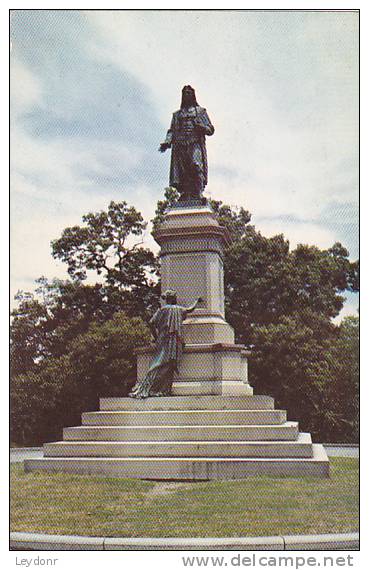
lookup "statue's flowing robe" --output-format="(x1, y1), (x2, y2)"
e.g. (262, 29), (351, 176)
(164, 106), (214, 190)
(129, 304), (188, 398)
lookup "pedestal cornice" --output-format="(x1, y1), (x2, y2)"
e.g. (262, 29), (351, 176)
(153, 223), (231, 248)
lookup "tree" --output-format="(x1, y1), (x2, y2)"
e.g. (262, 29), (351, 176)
(250, 314), (335, 442)
(10, 312), (151, 446)
(220, 218), (358, 443)
(10, 291), (50, 377)
(224, 228), (358, 345)
(51, 200), (159, 316)
(11, 279), (113, 373)
(11, 201), (163, 445)
(329, 315), (359, 442)
(152, 187), (180, 231)
(249, 313), (359, 443)
(11, 200), (162, 377)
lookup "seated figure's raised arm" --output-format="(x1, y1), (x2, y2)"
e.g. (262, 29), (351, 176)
(185, 297), (204, 314)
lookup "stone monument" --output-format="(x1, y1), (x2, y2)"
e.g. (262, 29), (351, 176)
(24, 86), (329, 479)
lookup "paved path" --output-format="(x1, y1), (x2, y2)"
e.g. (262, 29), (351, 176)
(11, 448), (44, 463)
(323, 445), (359, 458)
(10, 444), (359, 463)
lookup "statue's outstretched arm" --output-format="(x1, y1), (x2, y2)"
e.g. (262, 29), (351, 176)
(185, 297), (204, 314)
(159, 114), (175, 152)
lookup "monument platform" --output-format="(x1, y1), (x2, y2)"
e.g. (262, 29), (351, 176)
(24, 395), (329, 478)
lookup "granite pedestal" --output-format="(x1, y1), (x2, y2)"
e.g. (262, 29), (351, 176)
(139, 203), (253, 396)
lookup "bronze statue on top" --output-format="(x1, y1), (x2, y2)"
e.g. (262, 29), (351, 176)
(159, 85), (214, 202)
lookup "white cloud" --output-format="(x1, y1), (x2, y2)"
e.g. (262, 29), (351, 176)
(11, 126), (143, 195)
(10, 57), (43, 115)
(10, 123), (157, 305)
(253, 218), (337, 251)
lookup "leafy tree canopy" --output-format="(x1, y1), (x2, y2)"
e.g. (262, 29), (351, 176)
(51, 200), (158, 290)
(11, 312), (150, 446)
(224, 228), (358, 344)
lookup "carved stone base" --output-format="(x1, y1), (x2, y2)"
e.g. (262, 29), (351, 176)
(183, 313), (235, 344)
(136, 343), (253, 396)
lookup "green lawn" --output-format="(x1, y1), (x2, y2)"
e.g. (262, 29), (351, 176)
(10, 457), (358, 538)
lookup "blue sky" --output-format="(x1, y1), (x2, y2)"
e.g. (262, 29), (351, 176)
(10, 10), (359, 319)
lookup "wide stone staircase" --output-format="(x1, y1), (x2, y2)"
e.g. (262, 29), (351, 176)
(24, 395), (329, 478)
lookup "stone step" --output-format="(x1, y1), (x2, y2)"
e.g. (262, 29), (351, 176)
(25, 444), (329, 478)
(82, 409), (287, 427)
(63, 422), (299, 442)
(45, 432), (313, 458)
(100, 395), (275, 411)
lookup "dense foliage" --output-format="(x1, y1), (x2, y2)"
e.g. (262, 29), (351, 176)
(11, 309), (150, 446)
(11, 195), (359, 445)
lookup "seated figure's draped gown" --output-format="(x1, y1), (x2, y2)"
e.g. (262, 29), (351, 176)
(129, 304), (188, 398)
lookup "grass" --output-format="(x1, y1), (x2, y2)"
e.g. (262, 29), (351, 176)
(10, 457), (358, 538)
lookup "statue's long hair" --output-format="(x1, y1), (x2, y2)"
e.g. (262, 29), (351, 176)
(180, 85), (198, 108)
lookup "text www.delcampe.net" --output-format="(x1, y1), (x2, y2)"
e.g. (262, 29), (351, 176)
(181, 554), (355, 569)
